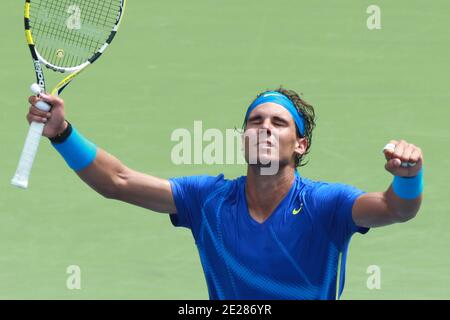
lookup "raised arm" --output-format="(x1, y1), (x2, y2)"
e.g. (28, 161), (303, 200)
(77, 148), (176, 213)
(26, 94), (177, 214)
(352, 140), (423, 228)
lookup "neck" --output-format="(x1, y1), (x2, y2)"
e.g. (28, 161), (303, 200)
(245, 165), (297, 223)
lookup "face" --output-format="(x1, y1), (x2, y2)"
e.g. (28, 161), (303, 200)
(243, 103), (307, 171)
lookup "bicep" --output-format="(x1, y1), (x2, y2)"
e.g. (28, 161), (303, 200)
(115, 168), (177, 214)
(352, 191), (399, 228)
(77, 148), (177, 214)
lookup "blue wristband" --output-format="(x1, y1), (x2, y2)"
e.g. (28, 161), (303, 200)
(52, 126), (97, 172)
(392, 168), (424, 200)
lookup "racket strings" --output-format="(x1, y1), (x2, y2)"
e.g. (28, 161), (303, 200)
(29, 0), (122, 68)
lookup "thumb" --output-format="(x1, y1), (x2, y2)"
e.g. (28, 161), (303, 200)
(385, 158), (401, 170)
(40, 93), (64, 108)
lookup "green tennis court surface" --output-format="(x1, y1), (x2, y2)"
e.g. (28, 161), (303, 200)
(0, 0), (448, 299)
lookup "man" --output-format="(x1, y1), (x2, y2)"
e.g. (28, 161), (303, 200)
(26, 87), (423, 299)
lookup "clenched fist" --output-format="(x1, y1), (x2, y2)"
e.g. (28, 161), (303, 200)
(383, 140), (423, 177)
(27, 93), (67, 138)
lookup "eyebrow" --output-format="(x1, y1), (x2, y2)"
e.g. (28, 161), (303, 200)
(247, 115), (262, 122)
(247, 114), (291, 124)
(272, 116), (289, 124)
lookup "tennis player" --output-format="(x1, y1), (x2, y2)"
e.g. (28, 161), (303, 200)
(26, 88), (423, 299)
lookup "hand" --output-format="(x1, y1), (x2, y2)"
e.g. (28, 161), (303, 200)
(27, 93), (67, 138)
(383, 140), (423, 177)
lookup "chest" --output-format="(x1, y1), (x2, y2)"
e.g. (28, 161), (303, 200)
(201, 196), (318, 263)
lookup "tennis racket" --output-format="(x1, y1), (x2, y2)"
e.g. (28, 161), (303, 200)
(12, 0), (126, 189)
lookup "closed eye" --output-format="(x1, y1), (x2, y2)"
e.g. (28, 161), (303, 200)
(272, 116), (289, 126)
(247, 115), (290, 127)
(247, 115), (263, 124)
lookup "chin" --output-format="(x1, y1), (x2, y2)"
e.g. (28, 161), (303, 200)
(258, 155), (278, 165)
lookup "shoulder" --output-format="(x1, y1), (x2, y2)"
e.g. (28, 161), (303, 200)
(302, 176), (362, 192)
(300, 176), (334, 195)
(300, 177), (367, 237)
(169, 173), (242, 197)
(300, 177), (365, 205)
(168, 174), (246, 218)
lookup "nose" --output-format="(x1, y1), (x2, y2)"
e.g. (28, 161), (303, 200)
(260, 118), (273, 135)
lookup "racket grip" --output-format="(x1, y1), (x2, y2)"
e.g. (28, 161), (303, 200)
(11, 86), (52, 189)
(30, 83), (51, 112)
(36, 100), (51, 112)
(11, 121), (46, 189)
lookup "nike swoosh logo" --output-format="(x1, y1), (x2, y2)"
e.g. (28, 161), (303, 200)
(292, 203), (303, 215)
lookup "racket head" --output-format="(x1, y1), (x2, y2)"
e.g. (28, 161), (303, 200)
(25, 0), (126, 73)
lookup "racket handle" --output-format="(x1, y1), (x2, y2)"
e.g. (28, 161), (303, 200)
(36, 101), (51, 112)
(11, 122), (45, 188)
(11, 89), (51, 189)
(30, 83), (52, 113)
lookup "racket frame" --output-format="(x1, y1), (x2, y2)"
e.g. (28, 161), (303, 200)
(11, 0), (126, 189)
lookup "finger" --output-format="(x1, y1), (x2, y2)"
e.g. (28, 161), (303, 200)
(401, 145), (414, 164)
(393, 140), (406, 160)
(29, 105), (51, 118)
(386, 158), (402, 170)
(385, 158), (410, 176)
(410, 148), (423, 164)
(383, 140), (398, 159)
(28, 96), (39, 105)
(404, 145), (422, 167)
(398, 143), (414, 168)
(27, 114), (47, 123)
(39, 93), (63, 108)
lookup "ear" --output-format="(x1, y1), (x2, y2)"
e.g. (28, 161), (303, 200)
(294, 137), (308, 158)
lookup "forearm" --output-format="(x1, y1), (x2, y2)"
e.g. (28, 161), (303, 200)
(78, 150), (175, 212)
(77, 148), (128, 199)
(28, 98), (176, 213)
(385, 185), (422, 222)
(353, 168), (423, 228)
(51, 122), (176, 213)
(353, 140), (424, 228)
(50, 122), (126, 198)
